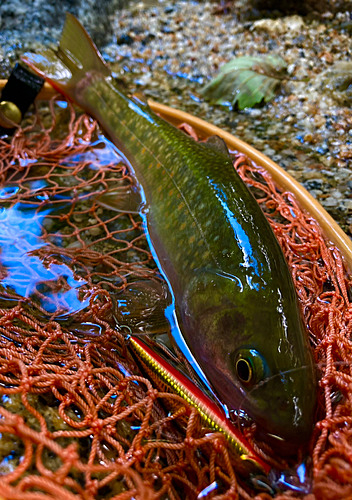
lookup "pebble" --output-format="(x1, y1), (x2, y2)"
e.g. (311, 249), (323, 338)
(42, 218), (54, 231)
(73, 213), (84, 223)
(310, 189), (323, 199)
(331, 190), (343, 199)
(322, 197), (337, 207)
(252, 15), (305, 34)
(88, 226), (103, 236)
(66, 241), (83, 249)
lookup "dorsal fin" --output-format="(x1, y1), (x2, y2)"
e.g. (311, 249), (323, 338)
(203, 135), (231, 158)
(130, 92), (149, 108)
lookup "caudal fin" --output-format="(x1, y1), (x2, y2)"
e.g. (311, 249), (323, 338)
(21, 13), (109, 101)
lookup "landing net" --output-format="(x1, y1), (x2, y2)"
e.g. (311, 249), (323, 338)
(0, 98), (351, 500)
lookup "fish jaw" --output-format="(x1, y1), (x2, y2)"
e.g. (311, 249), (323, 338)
(179, 268), (317, 455)
(250, 364), (317, 455)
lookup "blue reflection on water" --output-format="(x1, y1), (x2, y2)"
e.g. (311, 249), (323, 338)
(56, 101), (68, 109)
(297, 463), (307, 484)
(197, 481), (218, 499)
(0, 201), (88, 316)
(269, 461), (312, 494)
(0, 186), (20, 199)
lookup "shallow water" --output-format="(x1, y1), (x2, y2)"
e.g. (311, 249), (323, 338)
(0, 197), (89, 316)
(0, 122), (150, 319)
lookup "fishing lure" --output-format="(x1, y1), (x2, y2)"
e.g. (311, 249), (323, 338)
(129, 335), (271, 480)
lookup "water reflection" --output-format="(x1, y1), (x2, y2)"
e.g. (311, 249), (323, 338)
(269, 461), (312, 494)
(0, 186), (20, 199)
(197, 481), (218, 499)
(0, 132), (132, 318)
(0, 200), (89, 317)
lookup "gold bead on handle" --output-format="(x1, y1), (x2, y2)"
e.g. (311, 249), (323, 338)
(0, 101), (22, 128)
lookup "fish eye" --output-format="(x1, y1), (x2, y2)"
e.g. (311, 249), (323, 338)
(234, 348), (266, 386)
(236, 358), (252, 384)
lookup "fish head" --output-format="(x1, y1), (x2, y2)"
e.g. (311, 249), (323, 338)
(181, 268), (317, 455)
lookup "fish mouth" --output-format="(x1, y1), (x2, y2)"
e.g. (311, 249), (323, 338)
(229, 407), (312, 457)
(231, 376), (317, 456)
(248, 396), (316, 457)
(256, 428), (312, 457)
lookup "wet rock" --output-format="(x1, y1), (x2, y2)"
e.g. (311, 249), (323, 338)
(304, 179), (324, 190)
(316, 143), (329, 155)
(117, 33), (134, 45)
(252, 15), (305, 34)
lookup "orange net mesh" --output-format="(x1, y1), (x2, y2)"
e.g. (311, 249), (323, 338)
(0, 98), (351, 500)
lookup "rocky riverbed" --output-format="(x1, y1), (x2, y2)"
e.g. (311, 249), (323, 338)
(1, 0), (352, 236)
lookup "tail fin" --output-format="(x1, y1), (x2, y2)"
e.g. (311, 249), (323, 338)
(21, 13), (109, 101)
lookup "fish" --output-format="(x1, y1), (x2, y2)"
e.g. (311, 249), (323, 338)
(22, 14), (316, 457)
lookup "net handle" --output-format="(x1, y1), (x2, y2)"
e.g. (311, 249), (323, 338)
(1, 78), (351, 271)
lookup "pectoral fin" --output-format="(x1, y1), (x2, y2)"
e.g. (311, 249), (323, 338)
(96, 184), (145, 214)
(113, 280), (172, 335)
(130, 92), (149, 108)
(203, 135), (231, 159)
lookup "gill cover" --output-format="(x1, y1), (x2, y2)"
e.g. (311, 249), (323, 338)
(181, 268), (269, 394)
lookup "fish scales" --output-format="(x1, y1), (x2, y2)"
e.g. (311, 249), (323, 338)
(83, 77), (287, 296)
(22, 13), (317, 458)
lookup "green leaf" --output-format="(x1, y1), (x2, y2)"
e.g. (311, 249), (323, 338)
(201, 55), (287, 110)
